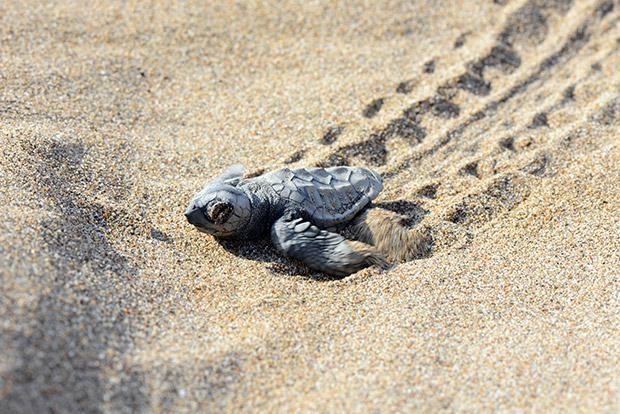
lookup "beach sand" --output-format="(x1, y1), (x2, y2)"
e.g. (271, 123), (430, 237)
(1, 0), (619, 412)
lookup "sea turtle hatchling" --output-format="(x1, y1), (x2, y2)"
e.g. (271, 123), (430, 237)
(185, 164), (427, 276)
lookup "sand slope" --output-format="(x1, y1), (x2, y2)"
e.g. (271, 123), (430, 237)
(1, 0), (619, 412)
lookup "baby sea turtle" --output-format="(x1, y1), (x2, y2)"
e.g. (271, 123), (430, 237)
(185, 164), (427, 276)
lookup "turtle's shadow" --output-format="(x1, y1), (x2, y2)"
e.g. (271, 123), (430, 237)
(216, 239), (345, 281)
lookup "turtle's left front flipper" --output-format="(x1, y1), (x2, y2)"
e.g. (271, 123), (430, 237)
(270, 212), (388, 277)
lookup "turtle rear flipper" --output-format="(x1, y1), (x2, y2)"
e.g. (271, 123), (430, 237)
(270, 211), (388, 276)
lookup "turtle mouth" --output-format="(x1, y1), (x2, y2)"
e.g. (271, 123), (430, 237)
(193, 223), (235, 238)
(185, 207), (202, 225)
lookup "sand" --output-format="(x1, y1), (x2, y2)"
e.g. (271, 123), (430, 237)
(1, 0), (619, 412)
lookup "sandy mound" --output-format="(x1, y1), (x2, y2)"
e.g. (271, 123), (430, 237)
(1, 0), (618, 412)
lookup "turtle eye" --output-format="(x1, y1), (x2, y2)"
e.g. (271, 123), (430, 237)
(207, 201), (234, 224)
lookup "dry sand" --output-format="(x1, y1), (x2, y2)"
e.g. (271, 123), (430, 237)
(1, 0), (619, 412)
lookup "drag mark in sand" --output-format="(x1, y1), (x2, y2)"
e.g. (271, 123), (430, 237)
(387, 0), (613, 176)
(317, 0), (585, 168)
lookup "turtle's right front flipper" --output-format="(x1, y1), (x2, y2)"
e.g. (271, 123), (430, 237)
(270, 211), (388, 277)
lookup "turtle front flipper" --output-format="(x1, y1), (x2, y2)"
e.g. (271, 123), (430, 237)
(270, 211), (388, 276)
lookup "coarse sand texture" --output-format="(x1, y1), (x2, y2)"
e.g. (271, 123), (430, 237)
(1, 0), (619, 412)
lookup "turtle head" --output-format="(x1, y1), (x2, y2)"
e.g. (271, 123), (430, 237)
(185, 164), (251, 238)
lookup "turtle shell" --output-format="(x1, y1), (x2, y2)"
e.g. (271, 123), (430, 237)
(256, 166), (383, 227)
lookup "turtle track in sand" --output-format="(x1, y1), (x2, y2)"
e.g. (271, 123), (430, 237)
(275, 0), (619, 258)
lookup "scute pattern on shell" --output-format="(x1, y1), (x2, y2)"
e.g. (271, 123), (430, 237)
(255, 166), (383, 227)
